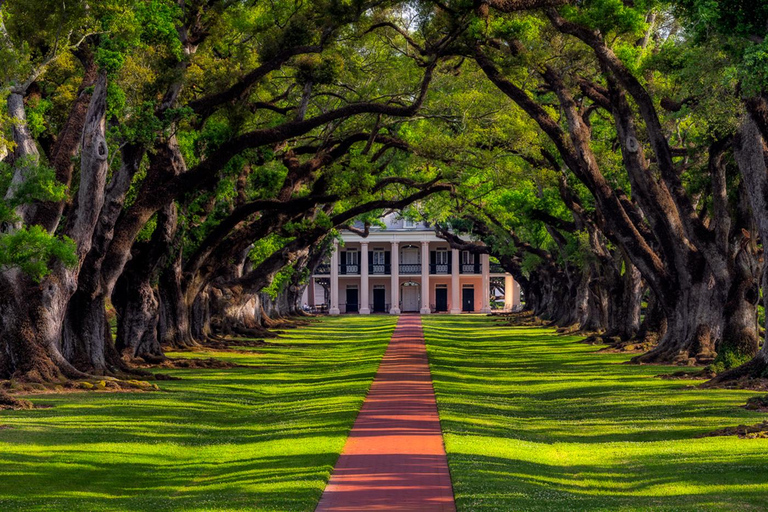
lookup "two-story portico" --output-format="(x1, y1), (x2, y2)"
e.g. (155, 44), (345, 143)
(305, 214), (521, 315)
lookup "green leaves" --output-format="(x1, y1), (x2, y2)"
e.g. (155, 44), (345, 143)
(0, 159), (77, 280)
(0, 226), (77, 282)
(562, 0), (651, 36)
(741, 39), (768, 95)
(673, 0), (768, 95)
(0, 158), (68, 220)
(135, 0), (184, 60)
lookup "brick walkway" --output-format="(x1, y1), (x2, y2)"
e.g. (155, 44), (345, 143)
(315, 315), (456, 512)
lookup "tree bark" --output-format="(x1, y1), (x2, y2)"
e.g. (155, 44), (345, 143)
(113, 203), (178, 362)
(1, 74), (113, 380)
(711, 114), (768, 381)
(633, 274), (721, 365)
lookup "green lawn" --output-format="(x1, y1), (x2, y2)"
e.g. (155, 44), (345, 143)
(0, 316), (396, 512)
(422, 315), (768, 512)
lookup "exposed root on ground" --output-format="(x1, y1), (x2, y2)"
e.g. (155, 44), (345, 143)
(744, 395), (768, 412)
(0, 390), (33, 410)
(698, 421), (768, 439)
(599, 338), (658, 354)
(144, 357), (243, 370)
(578, 332), (659, 354)
(657, 369), (716, 380)
(201, 337), (270, 351)
(555, 324), (588, 335)
(701, 376), (768, 391)
(703, 357), (768, 389)
(1, 378), (162, 398)
(492, 311), (547, 327)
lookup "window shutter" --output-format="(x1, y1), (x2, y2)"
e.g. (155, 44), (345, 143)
(385, 251), (391, 265)
(448, 251), (453, 265)
(430, 251), (436, 266)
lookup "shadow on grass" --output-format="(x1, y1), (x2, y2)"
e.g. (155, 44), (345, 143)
(423, 315), (768, 512)
(448, 450), (768, 512)
(0, 315), (398, 512)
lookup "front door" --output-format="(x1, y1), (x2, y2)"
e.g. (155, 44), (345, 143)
(346, 288), (359, 313)
(373, 288), (386, 312)
(401, 285), (420, 312)
(435, 288), (448, 312)
(462, 287), (474, 312)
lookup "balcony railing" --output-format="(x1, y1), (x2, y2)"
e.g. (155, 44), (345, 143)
(460, 262), (482, 274)
(339, 264), (360, 275)
(319, 261), (498, 276)
(429, 263), (450, 274)
(399, 263), (421, 274)
(369, 263), (391, 275)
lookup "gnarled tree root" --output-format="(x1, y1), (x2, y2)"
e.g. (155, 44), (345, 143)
(0, 390), (33, 410)
(697, 421), (768, 439)
(703, 357), (768, 390)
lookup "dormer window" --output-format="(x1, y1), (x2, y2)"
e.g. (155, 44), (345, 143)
(403, 219), (415, 228)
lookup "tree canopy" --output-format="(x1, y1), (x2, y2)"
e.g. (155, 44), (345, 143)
(1, 0), (768, 387)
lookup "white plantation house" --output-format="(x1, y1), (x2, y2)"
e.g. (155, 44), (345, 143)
(303, 213), (521, 315)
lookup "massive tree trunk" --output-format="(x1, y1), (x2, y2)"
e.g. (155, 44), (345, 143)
(4, 92), (41, 228)
(635, 291), (667, 345)
(577, 265), (608, 332)
(158, 253), (196, 348)
(717, 244), (760, 366)
(634, 274), (721, 365)
(112, 203), (178, 362)
(711, 114), (768, 381)
(63, 137), (186, 371)
(113, 273), (163, 363)
(32, 45), (99, 232)
(1, 74), (113, 380)
(207, 284), (265, 338)
(0, 271), (85, 381)
(603, 255), (643, 341)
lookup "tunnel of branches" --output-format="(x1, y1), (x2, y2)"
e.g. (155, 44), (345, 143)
(2, 0), (768, 392)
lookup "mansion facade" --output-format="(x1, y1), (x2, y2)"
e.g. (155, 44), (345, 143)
(303, 214), (521, 315)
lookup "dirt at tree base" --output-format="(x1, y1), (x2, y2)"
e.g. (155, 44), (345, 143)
(658, 369), (716, 380)
(701, 376), (768, 391)
(0, 390), (33, 410)
(148, 357), (243, 370)
(1, 378), (162, 399)
(492, 311), (548, 327)
(599, 339), (657, 354)
(698, 421), (768, 439)
(202, 338), (269, 350)
(745, 395), (768, 412)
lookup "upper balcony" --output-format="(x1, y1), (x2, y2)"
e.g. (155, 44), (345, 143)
(314, 261), (490, 276)
(460, 262), (482, 274)
(399, 263), (421, 274)
(369, 263), (391, 275)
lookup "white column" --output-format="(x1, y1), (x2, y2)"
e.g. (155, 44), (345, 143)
(329, 241), (340, 315)
(504, 275), (515, 311)
(390, 241), (400, 314)
(513, 279), (522, 309)
(420, 241), (430, 314)
(450, 248), (461, 314)
(359, 242), (370, 314)
(481, 253), (491, 313)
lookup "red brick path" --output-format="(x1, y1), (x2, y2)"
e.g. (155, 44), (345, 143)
(315, 315), (456, 512)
